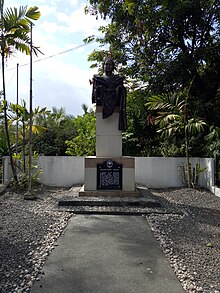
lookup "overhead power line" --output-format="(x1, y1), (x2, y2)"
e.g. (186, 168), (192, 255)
(6, 40), (95, 71)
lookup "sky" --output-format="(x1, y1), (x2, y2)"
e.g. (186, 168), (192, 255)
(3, 0), (108, 117)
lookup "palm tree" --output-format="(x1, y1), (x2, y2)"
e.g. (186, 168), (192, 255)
(0, 1), (41, 182)
(50, 107), (67, 126)
(146, 89), (207, 187)
(9, 101), (48, 171)
(82, 103), (88, 114)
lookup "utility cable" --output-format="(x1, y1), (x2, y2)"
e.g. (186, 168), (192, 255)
(5, 40), (95, 71)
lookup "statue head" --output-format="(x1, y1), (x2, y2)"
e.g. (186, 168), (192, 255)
(103, 57), (115, 75)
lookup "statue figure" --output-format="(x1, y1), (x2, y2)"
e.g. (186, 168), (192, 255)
(92, 58), (127, 130)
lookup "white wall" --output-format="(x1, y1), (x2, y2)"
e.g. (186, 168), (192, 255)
(3, 156), (84, 187)
(135, 157), (184, 188)
(3, 156), (217, 193)
(135, 157), (215, 189)
(37, 156), (84, 187)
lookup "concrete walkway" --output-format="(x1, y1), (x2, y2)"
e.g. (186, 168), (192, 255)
(31, 215), (184, 293)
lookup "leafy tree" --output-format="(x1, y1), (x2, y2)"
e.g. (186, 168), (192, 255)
(66, 110), (96, 156)
(85, 0), (220, 125)
(81, 103), (89, 114)
(0, 1), (41, 181)
(123, 89), (160, 156)
(32, 107), (77, 156)
(0, 124), (7, 156)
(205, 126), (220, 159)
(46, 107), (67, 126)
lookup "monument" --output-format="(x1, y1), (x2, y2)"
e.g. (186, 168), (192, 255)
(92, 58), (127, 131)
(80, 58), (137, 196)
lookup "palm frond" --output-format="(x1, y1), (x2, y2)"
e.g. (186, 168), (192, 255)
(146, 92), (185, 114)
(32, 125), (47, 134)
(26, 6), (41, 21)
(1, 5), (41, 56)
(4, 6), (40, 29)
(186, 118), (207, 134)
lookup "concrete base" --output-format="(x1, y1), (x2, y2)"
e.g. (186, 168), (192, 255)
(83, 156), (136, 194)
(79, 185), (139, 197)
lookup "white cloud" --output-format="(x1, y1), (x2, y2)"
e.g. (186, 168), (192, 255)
(37, 4), (57, 18)
(3, 0), (104, 116)
(39, 20), (67, 34)
(55, 4), (108, 36)
(5, 45), (96, 115)
(57, 12), (69, 23)
(67, 0), (79, 8)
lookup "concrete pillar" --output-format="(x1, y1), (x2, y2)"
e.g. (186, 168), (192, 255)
(96, 106), (122, 157)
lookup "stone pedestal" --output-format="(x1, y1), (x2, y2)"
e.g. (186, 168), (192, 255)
(96, 106), (122, 157)
(81, 106), (137, 196)
(82, 156), (136, 191)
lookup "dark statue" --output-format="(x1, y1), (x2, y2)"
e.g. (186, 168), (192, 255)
(92, 58), (127, 130)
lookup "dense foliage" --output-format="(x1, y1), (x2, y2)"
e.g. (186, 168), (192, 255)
(32, 107), (77, 156)
(65, 110), (96, 156)
(0, 103), (95, 158)
(85, 0), (220, 160)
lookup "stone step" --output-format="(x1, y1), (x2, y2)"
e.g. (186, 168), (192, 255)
(56, 186), (179, 215)
(58, 197), (162, 208)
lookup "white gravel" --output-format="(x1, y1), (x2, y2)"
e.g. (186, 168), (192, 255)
(0, 186), (219, 293)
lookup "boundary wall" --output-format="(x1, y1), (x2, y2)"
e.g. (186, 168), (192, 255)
(2, 156), (219, 196)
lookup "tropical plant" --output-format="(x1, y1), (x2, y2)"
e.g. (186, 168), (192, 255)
(47, 107), (67, 126)
(146, 93), (206, 136)
(0, 1), (41, 182)
(32, 107), (76, 156)
(9, 101), (48, 172)
(12, 151), (42, 190)
(205, 126), (220, 158)
(123, 89), (159, 156)
(81, 103), (89, 114)
(146, 88), (207, 187)
(66, 110), (96, 156)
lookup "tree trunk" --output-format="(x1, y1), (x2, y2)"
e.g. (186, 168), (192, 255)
(1, 7), (17, 183)
(184, 92), (191, 188)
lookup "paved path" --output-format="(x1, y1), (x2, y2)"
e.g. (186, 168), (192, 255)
(31, 215), (184, 293)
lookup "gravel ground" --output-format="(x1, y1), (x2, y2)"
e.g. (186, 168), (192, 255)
(0, 186), (73, 293)
(0, 185), (219, 293)
(147, 188), (220, 293)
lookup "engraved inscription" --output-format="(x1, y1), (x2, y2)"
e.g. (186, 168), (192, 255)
(100, 171), (119, 186)
(97, 160), (122, 190)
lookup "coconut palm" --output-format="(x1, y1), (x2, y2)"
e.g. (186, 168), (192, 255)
(0, 1), (41, 181)
(50, 107), (67, 126)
